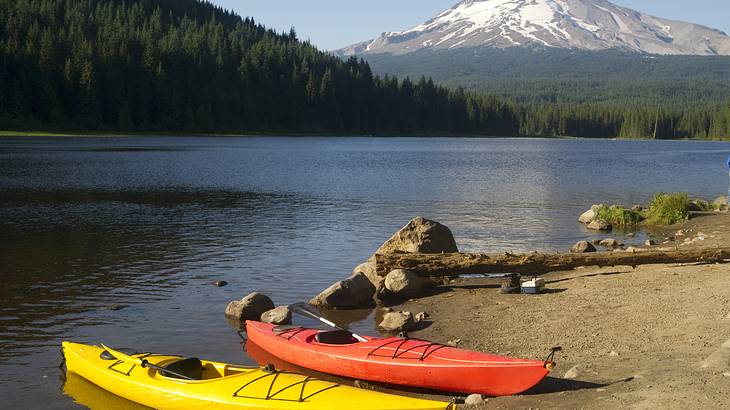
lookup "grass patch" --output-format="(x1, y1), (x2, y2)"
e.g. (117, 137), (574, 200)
(595, 205), (644, 227)
(644, 193), (691, 225)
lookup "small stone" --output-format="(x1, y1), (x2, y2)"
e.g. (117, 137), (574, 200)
(599, 238), (621, 249)
(723, 372), (730, 377)
(587, 220), (612, 231)
(627, 232), (636, 238)
(631, 204), (643, 212)
(464, 394), (484, 405)
(414, 312), (429, 323)
(609, 351), (620, 357)
(447, 338), (462, 347)
(378, 311), (415, 332)
(213, 280), (228, 287)
(571, 241), (596, 253)
(645, 239), (657, 247)
(260, 306), (292, 325)
(564, 365), (580, 379)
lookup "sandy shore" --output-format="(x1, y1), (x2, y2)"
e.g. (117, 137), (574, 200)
(397, 213), (730, 409)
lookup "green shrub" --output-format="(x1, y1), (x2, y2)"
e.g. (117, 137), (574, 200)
(644, 193), (691, 225)
(595, 205), (644, 227)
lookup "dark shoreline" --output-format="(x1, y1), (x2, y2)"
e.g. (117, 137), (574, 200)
(2, 130), (729, 141)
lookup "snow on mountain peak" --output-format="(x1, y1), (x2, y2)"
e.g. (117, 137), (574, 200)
(338, 0), (730, 56)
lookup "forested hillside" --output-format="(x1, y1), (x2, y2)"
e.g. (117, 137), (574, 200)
(0, 0), (518, 135)
(0, 0), (728, 139)
(365, 47), (730, 139)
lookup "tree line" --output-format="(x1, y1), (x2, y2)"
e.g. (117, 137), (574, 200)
(0, 0), (518, 135)
(0, 0), (728, 139)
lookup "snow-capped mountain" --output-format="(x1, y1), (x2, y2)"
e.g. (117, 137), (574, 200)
(338, 0), (730, 56)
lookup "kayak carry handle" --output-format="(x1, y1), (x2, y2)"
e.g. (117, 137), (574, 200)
(543, 346), (562, 370)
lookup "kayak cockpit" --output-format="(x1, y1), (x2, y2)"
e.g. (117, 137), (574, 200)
(153, 359), (257, 381)
(313, 330), (360, 345)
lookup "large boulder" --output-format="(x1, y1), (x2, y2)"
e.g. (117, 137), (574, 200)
(352, 258), (382, 288)
(378, 311), (415, 332)
(571, 241), (596, 253)
(579, 204), (603, 224)
(309, 272), (376, 309)
(225, 292), (275, 322)
(260, 306), (292, 325)
(375, 217), (458, 255)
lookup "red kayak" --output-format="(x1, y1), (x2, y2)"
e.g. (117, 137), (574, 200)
(244, 321), (556, 396)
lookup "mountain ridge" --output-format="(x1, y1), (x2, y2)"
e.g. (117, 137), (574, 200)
(337, 0), (730, 56)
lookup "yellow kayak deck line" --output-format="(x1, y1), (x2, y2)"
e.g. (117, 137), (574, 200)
(62, 341), (454, 410)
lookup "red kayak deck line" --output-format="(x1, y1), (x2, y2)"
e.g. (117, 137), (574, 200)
(244, 321), (551, 396)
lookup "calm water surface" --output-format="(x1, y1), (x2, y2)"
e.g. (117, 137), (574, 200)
(1, 136), (729, 408)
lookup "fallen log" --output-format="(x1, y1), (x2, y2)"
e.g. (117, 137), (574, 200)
(375, 247), (730, 277)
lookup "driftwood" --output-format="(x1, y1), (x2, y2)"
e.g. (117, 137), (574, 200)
(375, 247), (730, 277)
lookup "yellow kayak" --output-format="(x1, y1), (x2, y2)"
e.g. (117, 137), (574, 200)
(62, 341), (454, 410)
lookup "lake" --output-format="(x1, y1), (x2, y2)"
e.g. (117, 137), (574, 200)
(1, 136), (729, 408)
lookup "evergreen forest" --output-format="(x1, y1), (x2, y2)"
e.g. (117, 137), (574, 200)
(1, 0), (729, 139)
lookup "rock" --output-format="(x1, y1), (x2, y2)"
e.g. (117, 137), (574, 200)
(578, 204), (603, 224)
(414, 311), (429, 323)
(446, 338), (462, 346)
(378, 311), (415, 332)
(625, 246), (649, 253)
(375, 217), (458, 255)
(609, 351), (620, 357)
(627, 232), (636, 238)
(384, 269), (423, 298)
(687, 201), (702, 212)
(260, 306), (292, 325)
(309, 272), (376, 309)
(599, 238), (621, 249)
(571, 241), (596, 253)
(631, 204), (643, 212)
(645, 239), (657, 246)
(225, 292), (275, 321)
(713, 196), (728, 209)
(213, 280), (228, 287)
(587, 219), (612, 231)
(464, 394), (484, 406)
(353, 259), (382, 288)
(564, 365), (581, 379)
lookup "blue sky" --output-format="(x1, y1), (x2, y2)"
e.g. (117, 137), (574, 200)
(211, 1), (730, 51)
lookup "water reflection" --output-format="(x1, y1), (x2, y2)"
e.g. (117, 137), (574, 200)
(63, 372), (148, 410)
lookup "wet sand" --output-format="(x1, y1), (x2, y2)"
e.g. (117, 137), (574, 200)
(398, 213), (730, 409)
